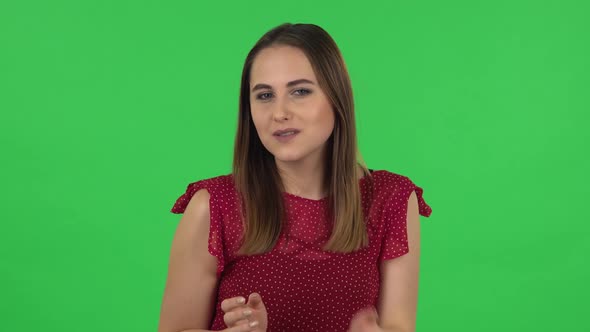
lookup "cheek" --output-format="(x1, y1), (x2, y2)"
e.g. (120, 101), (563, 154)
(316, 105), (335, 137)
(250, 110), (273, 146)
(327, 110), (335, 130)
(250, 109), (265, 131)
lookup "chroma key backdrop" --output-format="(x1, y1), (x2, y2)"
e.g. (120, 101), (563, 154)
(0, 1), (588, 331)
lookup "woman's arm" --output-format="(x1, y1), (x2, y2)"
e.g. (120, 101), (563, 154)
(377, 190), (420, 332)
(158, 189), (219, 332)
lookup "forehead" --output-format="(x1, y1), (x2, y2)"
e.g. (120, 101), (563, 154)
(250, 45), (317, 84)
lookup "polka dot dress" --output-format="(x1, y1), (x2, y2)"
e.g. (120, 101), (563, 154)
(170, 169), (432, 331)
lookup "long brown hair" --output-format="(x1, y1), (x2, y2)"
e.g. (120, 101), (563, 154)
(233, 23), (372, 255)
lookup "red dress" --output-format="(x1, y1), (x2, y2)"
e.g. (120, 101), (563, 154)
(170, 169), (433, 331)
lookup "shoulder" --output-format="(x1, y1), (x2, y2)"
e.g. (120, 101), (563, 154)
(181, 185), (211, 222)
(368, 169), (432, 217)
(171, 173), (235, 214)
(184, 173), (234, 197)
(368, 169), (416, 194)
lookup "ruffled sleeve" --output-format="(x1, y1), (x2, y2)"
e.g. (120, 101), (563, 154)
(170, 179), (226, 278)
(378, 176), (433, 262)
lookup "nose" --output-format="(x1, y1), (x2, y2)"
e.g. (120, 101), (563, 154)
(272, 96), (291, 121)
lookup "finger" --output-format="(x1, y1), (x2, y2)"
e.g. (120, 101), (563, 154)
(349, 311), (365, 331)
(221, 296), (247, 312)
(247, 293), (265, 309)
(348, 315), (362, 332)
(225, 318), (259, 332)
(368, 307), (379, 322)
(360, 306), (378, 322)
(234, 318), (250, 326)
(223, 308), (253, 327)
(224, 320), (258, 332)
(349, 307), (375, 331)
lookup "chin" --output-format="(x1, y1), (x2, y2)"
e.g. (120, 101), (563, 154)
(273, 153), (303, 162)
(266, 143), (324, 164)
(266, 147), (303, 161)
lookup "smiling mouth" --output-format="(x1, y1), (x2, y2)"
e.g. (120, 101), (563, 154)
(274, 131), (299, 142)
(275, 131), (298, 137)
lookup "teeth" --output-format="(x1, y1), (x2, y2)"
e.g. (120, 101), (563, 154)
(278, 131), (296, 136)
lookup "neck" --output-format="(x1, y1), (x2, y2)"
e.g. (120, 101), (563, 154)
(275, 156), (327, 200)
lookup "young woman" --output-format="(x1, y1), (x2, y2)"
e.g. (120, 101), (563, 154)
(159, 23), (433, 332)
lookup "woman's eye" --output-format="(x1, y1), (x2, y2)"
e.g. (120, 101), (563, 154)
(257, 92), (272, 100)
(256, 89), (311, 100)
(294, 88), (311, 96)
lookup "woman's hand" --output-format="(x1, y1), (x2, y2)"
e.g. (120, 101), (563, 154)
(347, 306), (383, 332)
(221, 293), (268, 332)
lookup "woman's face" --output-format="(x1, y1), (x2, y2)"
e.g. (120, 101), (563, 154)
(249, 45), (335, 165)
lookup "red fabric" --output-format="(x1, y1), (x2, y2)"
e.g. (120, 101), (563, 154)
(170, 170), (432, 331)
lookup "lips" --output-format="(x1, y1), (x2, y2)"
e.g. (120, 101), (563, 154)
(273, 128), (301, 136)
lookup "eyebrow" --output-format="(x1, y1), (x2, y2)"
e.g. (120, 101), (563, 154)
(251, 79), (315, 92)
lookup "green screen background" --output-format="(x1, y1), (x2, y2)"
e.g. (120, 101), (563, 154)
(1, 1), (588, 331)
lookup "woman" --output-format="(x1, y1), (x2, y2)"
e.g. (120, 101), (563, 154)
(159, 23), (433, 332)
